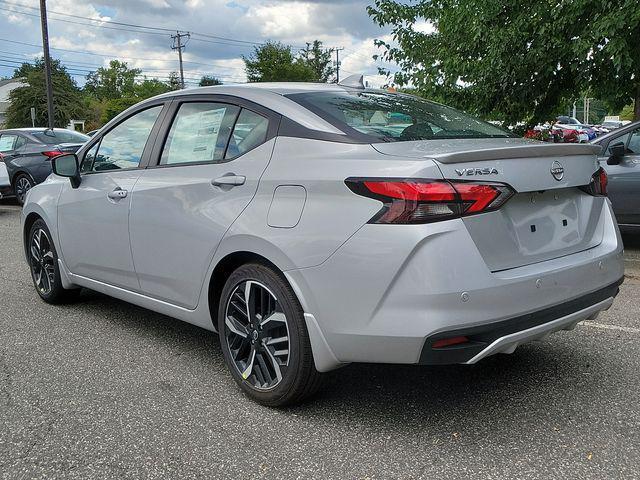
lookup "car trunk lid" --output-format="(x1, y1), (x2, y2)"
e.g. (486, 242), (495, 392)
(372, 139), (605, 271)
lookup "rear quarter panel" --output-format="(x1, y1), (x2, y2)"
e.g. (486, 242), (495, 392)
(214, 136), (445, 271)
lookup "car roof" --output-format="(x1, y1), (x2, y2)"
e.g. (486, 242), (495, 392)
(0, 128), (78, 134)
(136, 82), (383, 135)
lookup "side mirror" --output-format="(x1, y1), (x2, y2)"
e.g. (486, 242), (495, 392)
(52, 153), (81, 188)
(607, 142), (625, 165)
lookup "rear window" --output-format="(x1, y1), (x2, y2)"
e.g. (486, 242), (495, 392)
(286, 91), (512, 142)
(32, 130), (90, 144)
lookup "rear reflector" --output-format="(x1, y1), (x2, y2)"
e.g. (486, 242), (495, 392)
(41, 150), (62, 159)
(346, 178), (514, 224)
(432, 336), (469, 349)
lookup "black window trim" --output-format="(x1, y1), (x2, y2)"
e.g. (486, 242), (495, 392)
(146, 94), (281, 170)
(76, 101), (171, 176)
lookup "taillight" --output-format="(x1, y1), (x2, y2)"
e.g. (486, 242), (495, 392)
(580, 167), (608, 196)
(345, 178), (515, 224)
(41, 150), (62, 159)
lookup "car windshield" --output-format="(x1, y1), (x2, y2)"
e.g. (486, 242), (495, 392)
(32, 130), (90, 144)
(286, 91), (513, 142)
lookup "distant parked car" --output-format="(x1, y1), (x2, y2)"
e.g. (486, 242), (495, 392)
(0, 128), (89, 204)
(600, 120), (624, 132)
(591, 120), (640, 229)
(86, 129), (99, 137)
(555, 116), (596, 141)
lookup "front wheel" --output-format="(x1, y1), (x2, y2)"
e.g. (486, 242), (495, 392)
(218, 263), (323, 406)
(14, 174), (33, 205)
(27, 219), (80, 304)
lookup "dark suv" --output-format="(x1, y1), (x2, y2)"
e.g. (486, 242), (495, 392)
(0, 128), (89, 204)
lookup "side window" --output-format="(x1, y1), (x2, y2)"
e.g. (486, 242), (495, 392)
(83, 105), (162, 173)
(14, 136), (27, 150)
(160, 102), (239, 165)
(607, 132), (630, 155)
(626, 128), (640, 154)
(225, 109), (269, 159)
(0, 134), (17, 153)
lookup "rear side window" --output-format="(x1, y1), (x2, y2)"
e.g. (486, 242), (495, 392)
(82, 106), (162, 172)
(225, 109), (269, 159)
(160, 102), (240, 165)
(0, 134), (17, 152)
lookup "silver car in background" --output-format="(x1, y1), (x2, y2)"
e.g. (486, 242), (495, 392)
(21, 80), (624, 406)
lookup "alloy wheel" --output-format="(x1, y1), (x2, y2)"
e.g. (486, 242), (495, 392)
(224, 280), (290, 390)
(16, 176), (32, 203)
(30, 228), (56, 295)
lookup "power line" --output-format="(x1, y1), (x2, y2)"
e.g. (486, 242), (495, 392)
(0, 37), (247, 72)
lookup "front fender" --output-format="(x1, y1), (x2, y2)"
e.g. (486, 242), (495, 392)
(21, 178), (64, 261)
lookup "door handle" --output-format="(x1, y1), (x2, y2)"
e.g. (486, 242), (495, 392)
(108, 188), (128, 200)
(211, 174), (246, 187)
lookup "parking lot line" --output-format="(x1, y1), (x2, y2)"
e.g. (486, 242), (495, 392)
(580, 320), (640, 334)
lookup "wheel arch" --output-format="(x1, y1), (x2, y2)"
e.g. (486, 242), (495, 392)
(22, 211), (42, 261)
(207, 251), (283, 328)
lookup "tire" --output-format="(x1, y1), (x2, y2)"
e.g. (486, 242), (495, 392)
(218, 263), (323, 407)
(14, 173), (33, 206)
(27, 219), (81, 304)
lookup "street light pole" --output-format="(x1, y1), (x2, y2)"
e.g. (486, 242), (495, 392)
(39, 0), (55, 129)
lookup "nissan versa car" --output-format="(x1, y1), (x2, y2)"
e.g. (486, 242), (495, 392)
(21, 78), (624, 406)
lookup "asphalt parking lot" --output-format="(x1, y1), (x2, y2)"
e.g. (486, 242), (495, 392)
(1, 200), (639, 480)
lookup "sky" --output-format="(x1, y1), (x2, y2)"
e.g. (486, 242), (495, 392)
(0, 0), (401, 88)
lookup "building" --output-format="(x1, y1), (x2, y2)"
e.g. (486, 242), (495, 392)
(0, 78), (27, 127)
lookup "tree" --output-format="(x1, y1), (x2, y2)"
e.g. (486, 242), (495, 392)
(134, 78), (172, 98)
(5, 58), (84, 128)
(368, 0), (640, 124)
(101, 97), (141, 124)
(84, 60), (141, 100)
(167, 71), (182, 91)
(199, 75), (223, 86)
(243, 41), (316, 82)
(300, 40), (335, 82)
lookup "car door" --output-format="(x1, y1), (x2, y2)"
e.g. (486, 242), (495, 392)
(57, 103), (167, 290)
(129, 97), (278, 308)
(598, 125), (640, 226)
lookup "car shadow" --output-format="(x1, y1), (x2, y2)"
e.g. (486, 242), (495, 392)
(73, 288), (609, 433)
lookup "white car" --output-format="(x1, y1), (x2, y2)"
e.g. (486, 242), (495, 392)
(0, 158), (11, 198)
(21, 80), (624, 405)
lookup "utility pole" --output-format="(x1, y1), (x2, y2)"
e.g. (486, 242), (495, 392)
(171, 31), (190, 89)
(334, 47), (344, 83)
(39, 0), (55, 129)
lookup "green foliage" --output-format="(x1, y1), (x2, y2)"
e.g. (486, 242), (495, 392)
(300, 40), (335, 82)
(134, 78), (172, 98)
(101, 97), (141, 124)
(619, 104), (635, 121)
(5, 58), (84, 128)
(368, 0), (640, 124)
(199, 75), (223, 86)
(167, 71), (182, 91)
(243, 41), (317, 82)
(84, 60), (141, 100)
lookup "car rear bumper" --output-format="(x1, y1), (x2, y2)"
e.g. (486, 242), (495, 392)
(419, 279), (621, 365)
(286, 199), (624, 372)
